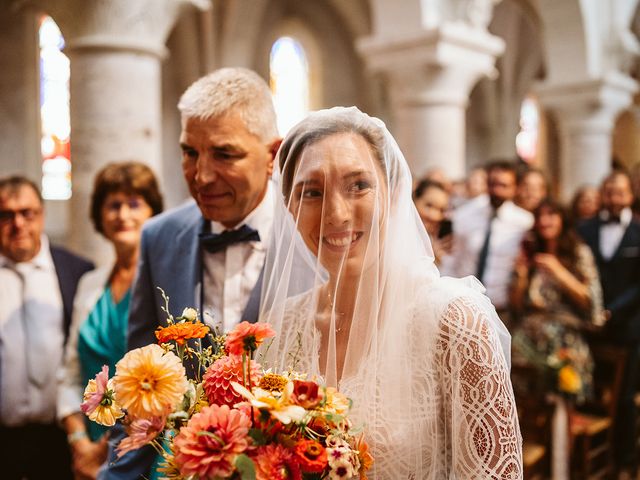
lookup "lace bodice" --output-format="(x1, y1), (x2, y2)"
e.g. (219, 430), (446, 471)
(267, 278), (523, 479)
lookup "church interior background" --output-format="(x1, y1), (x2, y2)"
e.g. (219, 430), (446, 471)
(2, 0), (640, 266)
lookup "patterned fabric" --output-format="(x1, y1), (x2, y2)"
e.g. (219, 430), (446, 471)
(512, 243), (604, 399)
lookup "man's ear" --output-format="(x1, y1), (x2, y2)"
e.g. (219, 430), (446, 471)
(267, 138), (283, 176)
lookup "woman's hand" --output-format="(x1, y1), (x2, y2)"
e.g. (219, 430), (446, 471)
(70, 435), (109, 480)
(532, 253), (566, 280)
(533, 252), (592, 311)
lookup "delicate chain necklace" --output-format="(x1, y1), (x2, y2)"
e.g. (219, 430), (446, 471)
(325, 290), (347, 333)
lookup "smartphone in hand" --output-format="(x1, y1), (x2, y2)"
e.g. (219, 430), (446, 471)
(438, 219), (453, 239)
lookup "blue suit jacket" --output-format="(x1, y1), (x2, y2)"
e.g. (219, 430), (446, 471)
(101, 200), (262, 479)
(50, 245), (95, 342)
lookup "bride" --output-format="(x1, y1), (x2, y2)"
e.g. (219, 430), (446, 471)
(259, 107), (522, 479)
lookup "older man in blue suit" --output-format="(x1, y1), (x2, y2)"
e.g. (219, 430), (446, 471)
(101, 67), (281, 479)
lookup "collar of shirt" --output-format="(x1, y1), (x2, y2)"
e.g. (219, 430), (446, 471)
(599, 207), (632, 228)
(0, 235), (54, 272)
(208, 181), (274, 251)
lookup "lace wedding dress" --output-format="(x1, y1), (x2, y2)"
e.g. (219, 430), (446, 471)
(265, 277), (522, 479)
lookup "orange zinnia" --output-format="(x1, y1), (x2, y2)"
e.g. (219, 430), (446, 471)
(155, 321), (210, 346)
(293, 439), (328, 473)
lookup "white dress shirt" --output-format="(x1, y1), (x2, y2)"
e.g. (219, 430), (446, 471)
(202, 182), (274, 333)
(0, 236), (64, 426)
(599, 207), (632, 261)
(441, 194), (534, 309)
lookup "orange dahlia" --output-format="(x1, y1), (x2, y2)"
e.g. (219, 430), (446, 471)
(225, 321), (275, 355)
(155, 321), (210, 346)
(203, 355), (262, 408)
(173, 404), (251, 479)
(252, 444), (302, 480)
(293, 439), (328, 473)
(113, 344), (188, 418)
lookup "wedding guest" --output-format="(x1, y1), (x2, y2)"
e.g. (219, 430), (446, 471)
(58, 162), (162, 480)
(441, 161), (533, 320)
(571, 185), (600, 223)
(260, 107), (522, 478)
(466, 166), (488, 199)
(510, 199), (604, 398)
(0, 176), (93, 480)
(577, 170), (640, 476)
(515, 167), (548, 213)
(101, 67), (281, 479)
(413, 179), (451, 265)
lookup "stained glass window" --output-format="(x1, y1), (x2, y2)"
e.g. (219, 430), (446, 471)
(516, 95), (539, 163)
(39, 15), (71, 200)
(270, 37), (309, 136)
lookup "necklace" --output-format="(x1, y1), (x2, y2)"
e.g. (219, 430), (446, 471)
(325, 290), (348, 333)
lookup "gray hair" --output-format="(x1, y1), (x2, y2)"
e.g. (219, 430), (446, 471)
(177, 67), (278, 143)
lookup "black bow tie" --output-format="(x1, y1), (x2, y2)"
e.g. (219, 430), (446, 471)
(603, 215), (621, 225)
(199, 225), (260, 254)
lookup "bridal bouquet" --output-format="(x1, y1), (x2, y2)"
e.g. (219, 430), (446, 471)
(80, 297), (372, 480)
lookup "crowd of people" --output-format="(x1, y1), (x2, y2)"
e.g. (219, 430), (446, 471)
(0, 65), (638, 480)
(414, 161), (640, 478)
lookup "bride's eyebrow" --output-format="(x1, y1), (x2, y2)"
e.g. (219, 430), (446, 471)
(343, 170), (372, 180)
(294, 177), (322, 190)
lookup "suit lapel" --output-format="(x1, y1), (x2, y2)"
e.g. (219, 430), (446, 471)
(610, 222), (639, 260)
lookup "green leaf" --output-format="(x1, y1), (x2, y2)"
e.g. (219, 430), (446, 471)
(235, 453), (256, 480)
(248, 428), (268, 445)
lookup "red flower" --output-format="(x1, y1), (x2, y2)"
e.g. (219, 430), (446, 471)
(291, 380), (324, 409)
(173, 404), (251, 479)
(203, 355), (262, 408)
(293, 439), (328, 473)
(225, 321), (275, 355)
(252, 444), (302, 480)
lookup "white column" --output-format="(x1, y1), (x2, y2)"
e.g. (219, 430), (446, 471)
(36, 0), (204, 262)
(537, 73), (637, 200)
(359, 23), (504, 180)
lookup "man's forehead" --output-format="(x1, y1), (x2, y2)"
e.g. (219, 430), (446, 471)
(0, 186), (42, 207)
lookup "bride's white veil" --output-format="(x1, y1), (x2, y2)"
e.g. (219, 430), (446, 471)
(259, 107), (521, 478)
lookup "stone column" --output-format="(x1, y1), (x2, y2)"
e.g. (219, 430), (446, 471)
(358, 23), (504, 180)
(537, 73), (638, 200)
(31, 0), (206, 263)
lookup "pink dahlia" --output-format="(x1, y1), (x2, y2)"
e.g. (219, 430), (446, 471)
(173, 404), (251, 479)
(225, 321), (275, 355)
(116, 415), (166, 458)
(203, 355), (262, 408)
(252, 444), (302, 480)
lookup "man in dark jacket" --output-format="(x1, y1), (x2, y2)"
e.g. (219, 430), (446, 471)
(578, 170), (640, 475)
(0, 175), (93, 480)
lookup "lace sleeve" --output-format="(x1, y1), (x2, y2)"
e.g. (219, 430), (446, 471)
(437, 295), (523, 479)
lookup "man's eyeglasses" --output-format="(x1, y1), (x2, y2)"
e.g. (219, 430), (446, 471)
(0, 208), (42, 224)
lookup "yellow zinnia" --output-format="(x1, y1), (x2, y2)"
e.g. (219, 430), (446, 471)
(114, 344), (189, 418)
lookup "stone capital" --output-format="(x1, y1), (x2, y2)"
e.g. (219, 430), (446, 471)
(27, 0), (210, 58)
(358, 22), (504, 107)
(537, 72), (638, 134)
